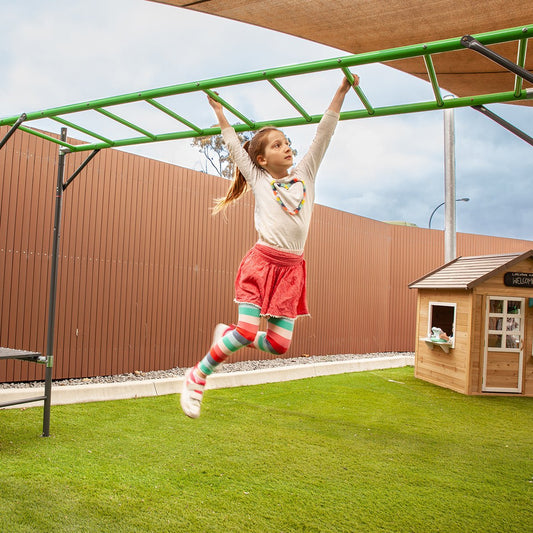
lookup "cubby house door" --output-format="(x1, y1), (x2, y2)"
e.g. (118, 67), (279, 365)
(482, 297), (524, 393)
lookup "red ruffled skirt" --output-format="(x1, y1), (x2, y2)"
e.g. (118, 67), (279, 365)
(234, 244), (309, 319)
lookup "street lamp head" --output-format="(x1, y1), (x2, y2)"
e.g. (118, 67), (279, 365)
(428, 197), (470, 229)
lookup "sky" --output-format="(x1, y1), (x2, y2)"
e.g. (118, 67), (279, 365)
(1, 0), (532, 241)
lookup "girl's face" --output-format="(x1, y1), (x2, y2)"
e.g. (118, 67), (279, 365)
(256, 130), (293, 177)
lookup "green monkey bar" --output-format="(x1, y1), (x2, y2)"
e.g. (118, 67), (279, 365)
(1, 24), (532, 153)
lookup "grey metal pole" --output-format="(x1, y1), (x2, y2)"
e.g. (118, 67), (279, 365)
(0, 113), (26, 151)
(473, 105), (533, 147)
(443, 100), (456, 263)
(42, 128), (68, 437)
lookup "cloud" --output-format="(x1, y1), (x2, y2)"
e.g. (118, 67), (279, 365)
(313, 114), (444, 222)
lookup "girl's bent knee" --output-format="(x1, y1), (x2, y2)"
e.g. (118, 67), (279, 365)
(266, 335), (291, 355)
(235, 325), (257, 344)
(273, 345), (289, 355)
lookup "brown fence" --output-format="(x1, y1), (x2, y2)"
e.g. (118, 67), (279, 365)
(1, 126), (532, 382)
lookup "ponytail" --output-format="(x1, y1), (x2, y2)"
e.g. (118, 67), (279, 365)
(212, 162), (248, 214)
(212, 140), (251, 214)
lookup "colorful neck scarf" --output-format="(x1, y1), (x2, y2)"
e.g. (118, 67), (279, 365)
(270, 179), (306, 216)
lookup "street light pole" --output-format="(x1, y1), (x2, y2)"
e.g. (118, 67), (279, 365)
(444, 103), (456, 263)
(428, 197), (470, 229)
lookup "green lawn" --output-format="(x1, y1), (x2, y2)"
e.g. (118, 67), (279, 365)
(1, 367), (532, 532)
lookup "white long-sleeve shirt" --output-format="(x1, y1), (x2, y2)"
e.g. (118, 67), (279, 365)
(221, 109), (339, 254)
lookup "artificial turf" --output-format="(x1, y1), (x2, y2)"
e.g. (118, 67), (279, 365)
(1, 367), (532, 532)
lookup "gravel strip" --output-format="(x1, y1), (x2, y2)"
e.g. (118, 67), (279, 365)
(0, 352), (413, 389)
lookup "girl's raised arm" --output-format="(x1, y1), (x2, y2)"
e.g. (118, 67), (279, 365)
(327, 74), (359, 114)
(207, 94), (231, 130)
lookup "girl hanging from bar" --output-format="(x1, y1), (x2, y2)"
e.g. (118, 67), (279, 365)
(181, 73), (359, 418)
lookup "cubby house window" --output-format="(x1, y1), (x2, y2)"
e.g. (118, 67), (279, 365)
(427, 302), (456, 348)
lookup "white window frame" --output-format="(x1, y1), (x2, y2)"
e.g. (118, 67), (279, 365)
(427, 301), (456, 349)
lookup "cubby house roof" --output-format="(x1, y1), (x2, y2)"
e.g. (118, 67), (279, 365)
(409, 250), (533, 290)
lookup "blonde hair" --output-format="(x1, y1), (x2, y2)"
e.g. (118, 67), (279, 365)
(212, 127), (279, 215)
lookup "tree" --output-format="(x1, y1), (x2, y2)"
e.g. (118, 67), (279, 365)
(191, 130), (252, 179)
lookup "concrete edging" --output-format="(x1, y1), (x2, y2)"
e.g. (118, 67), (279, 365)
(0, 355), (414, 409)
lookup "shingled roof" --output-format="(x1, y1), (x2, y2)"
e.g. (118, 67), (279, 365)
(409, 250), (533, 290)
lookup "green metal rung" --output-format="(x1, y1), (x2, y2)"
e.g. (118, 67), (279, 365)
(341, 67), (375, 115)
(423, 55), (444, 107)
(515, 39), (528, 97)
(145, 98), (204, 134)
(94, 107), (157, 140)
(18, 125), (74, 150)
(51, 116), (114, 146)
(203, 89), (255, 128)
(352, 86), (374, 115)
(268, 79), (312, 121)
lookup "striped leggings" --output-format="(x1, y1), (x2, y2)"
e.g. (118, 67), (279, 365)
(197, 303), (295, 377)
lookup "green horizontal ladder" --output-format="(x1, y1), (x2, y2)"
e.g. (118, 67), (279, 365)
(1, 24), (531, 153)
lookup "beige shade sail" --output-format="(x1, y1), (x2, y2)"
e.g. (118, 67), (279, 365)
(151, 0), (533, 106)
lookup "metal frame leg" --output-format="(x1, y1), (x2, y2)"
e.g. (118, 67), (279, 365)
(472, 105), (533, 147)
(63, 149), (101, 191)
(42, 129), (68, 437)
(461, 34), (533, 84)
(0, 114), (26, 151)
(42, 136), (100, 437)
(462, 34), (533, 149)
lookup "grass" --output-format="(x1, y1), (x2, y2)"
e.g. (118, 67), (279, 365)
(1, 367), (532, 532)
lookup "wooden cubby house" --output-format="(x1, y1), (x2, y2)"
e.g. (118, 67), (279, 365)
(409, 251), (533, 396)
